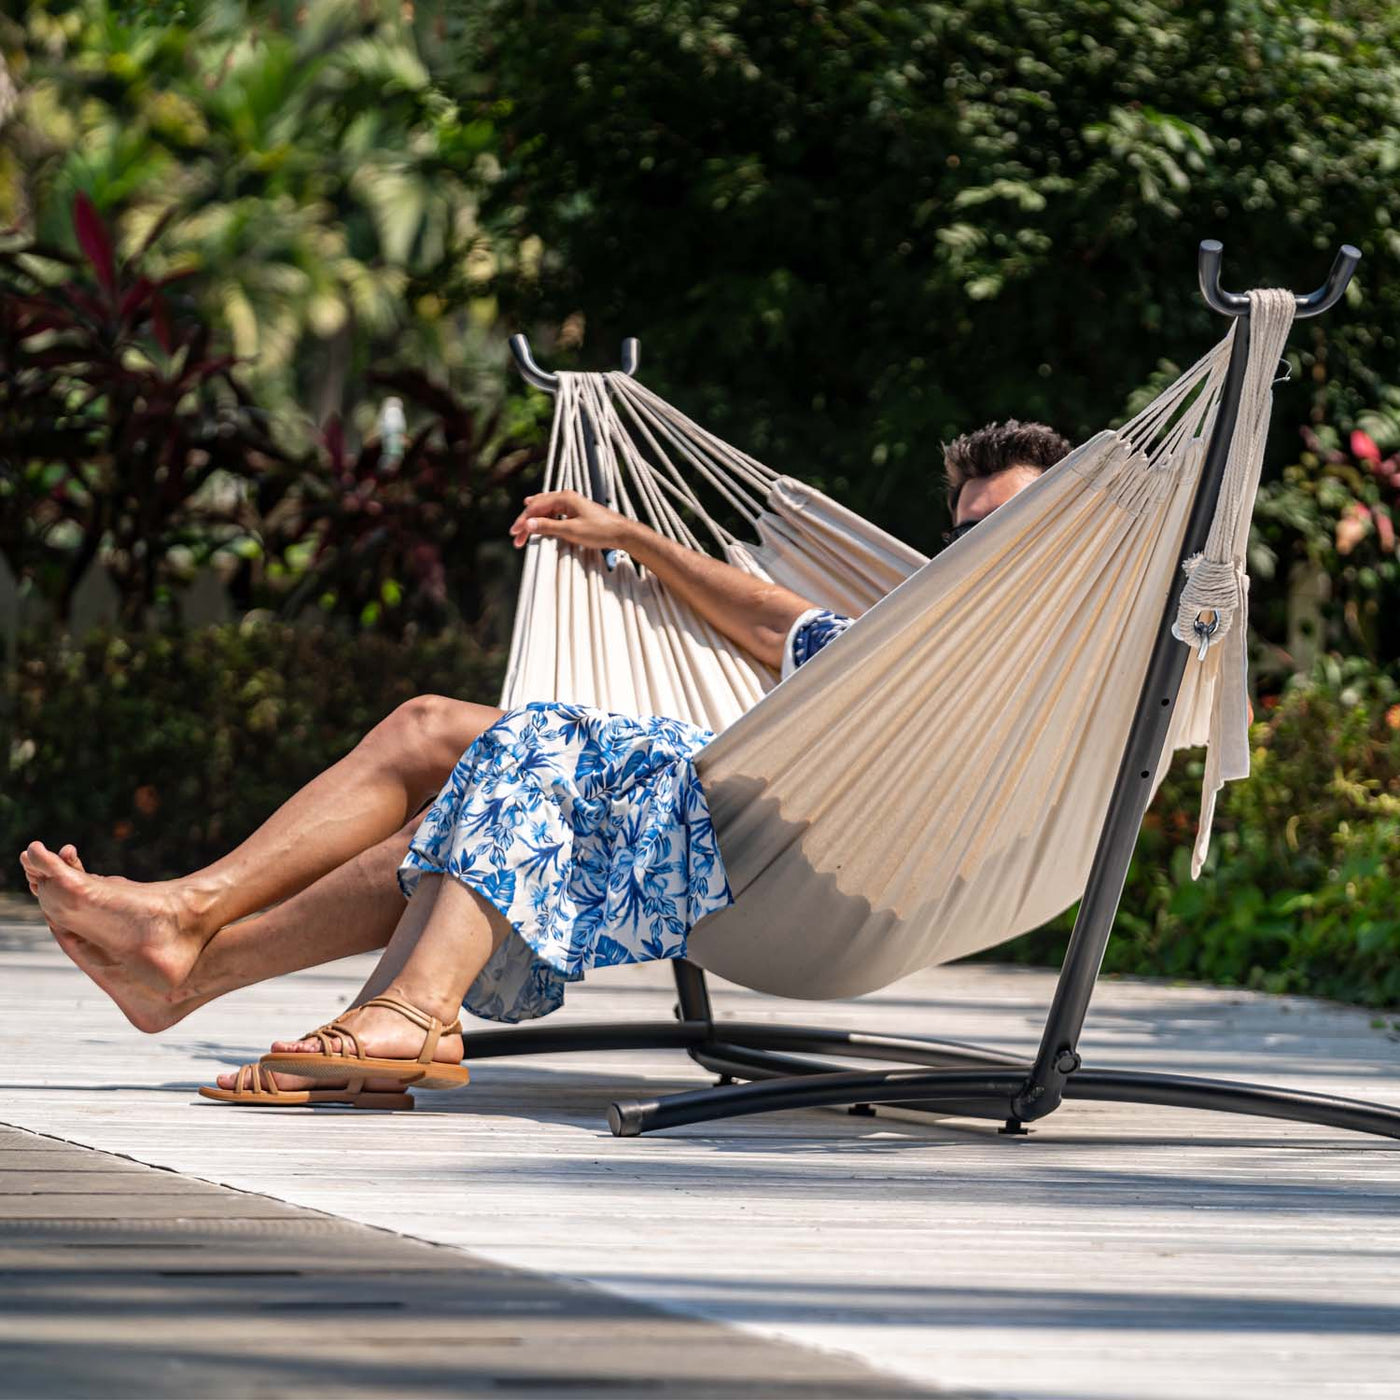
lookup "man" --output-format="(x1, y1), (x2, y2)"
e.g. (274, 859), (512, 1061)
(942, 419), (1070, 545)
(21, 421), (1069, 1085)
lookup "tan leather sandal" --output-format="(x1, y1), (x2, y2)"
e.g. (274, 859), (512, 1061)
(198, 1061), (414, 1110)
(258, 990), (470, 1092)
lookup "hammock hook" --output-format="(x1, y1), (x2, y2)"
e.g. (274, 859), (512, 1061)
(1198, 239), (1361, 319)
(508, 334), (641, 393)
(1191, 611), (1219, 662)
(509, 334), (641, 571)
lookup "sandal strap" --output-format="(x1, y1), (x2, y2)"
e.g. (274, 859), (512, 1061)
(234, 1062), (272, 1096)
(360, 991), (462, 1065)
(311, 1021), (363, 1060)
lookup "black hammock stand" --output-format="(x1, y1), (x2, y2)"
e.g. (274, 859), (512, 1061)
(470, 239), (1400, 1144)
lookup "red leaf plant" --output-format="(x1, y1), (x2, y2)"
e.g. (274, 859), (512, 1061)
(0, 195), (288, 626)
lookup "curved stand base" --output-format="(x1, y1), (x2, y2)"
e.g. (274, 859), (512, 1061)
(454, 970), (1400, 1147)
(458, 1019), (1018, 1070)
(607, 1064), (1400, 1140)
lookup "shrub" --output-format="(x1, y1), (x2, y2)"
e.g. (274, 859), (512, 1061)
(1, 621), (505, 883)
(995, 676), (1400, 1008)
(462, 0), (1400, 554)
(0, 195), (539, 635)
(1252, 424), (1400, 678)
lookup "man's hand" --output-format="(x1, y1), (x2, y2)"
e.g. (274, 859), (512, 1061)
(510, 491), (636, 554)
(510, 488), (817, 671)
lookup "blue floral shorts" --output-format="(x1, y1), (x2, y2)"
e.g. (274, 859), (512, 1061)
(399, 702), (734, 1023)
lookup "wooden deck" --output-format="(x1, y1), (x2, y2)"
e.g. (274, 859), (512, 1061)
(0, 1122), (934, 1398)
(2, 913), (1398, 1399)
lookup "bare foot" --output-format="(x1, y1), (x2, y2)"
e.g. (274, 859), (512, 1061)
(21, 845), (202, 1032)
(20, 843), (83, 928)
(51, 928), (200, 1034)
(216, 986), (464, 1093)
(23, 841), (202, 987)
(51, 926), (200, 1034)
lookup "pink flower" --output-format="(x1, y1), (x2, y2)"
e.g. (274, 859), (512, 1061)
(1336, 504), (1371, 555)
(1378, 510), (1396, 553)
(1351, 428), (1381, 462)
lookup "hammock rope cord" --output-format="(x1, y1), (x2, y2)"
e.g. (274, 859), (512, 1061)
(501, 293), (1288, 999)
(1175, 289), (1295, 648)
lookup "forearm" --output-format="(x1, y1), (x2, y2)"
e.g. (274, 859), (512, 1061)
(512, 490), (816, 671)
(621, 521), (813, 671)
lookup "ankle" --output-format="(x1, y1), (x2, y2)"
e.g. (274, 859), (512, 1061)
(170, 878), (223, 945)
(382, 980), (463, 1030)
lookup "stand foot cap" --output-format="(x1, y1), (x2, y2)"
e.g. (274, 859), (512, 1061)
(999, 1117), (1030, 1137)
(608, 1101), (648, 1137)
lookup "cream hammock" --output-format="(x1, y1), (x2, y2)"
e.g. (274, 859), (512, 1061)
(501, 290), (1296, 1002)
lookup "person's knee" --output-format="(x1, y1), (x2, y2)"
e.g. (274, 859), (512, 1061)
(371, 695), (496, 793)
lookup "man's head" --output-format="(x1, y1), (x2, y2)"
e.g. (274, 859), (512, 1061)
(942, 420), (1071, 541)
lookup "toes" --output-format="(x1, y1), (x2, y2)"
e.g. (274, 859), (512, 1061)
(26, 842), (66, 880)
(60, 845), (85, 873)
(216, 1072), (237, 1090)
(269, 1034), (344, 1055)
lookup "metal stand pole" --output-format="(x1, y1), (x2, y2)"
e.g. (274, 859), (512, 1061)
(1007, 315), (1253, 1129)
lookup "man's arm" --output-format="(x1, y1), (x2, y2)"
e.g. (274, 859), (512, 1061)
(510, 491), (816, 671)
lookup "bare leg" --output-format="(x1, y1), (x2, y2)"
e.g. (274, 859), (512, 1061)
(217, 872), (512, 1093)
(54, 821), (418, 1034)
(22, 696), (503, 986)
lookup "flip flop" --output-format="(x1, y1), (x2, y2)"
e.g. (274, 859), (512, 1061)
(258, 990), (470, 1092)
(198, 1061), (414, 1110)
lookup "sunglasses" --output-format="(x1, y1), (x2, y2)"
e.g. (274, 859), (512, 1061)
(941, 518), (982, 547)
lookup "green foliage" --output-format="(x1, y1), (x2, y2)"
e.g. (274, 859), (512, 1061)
(994, 678), (1400, 1007)
(0, 196), (536, 632)
(0, 622), (505, 883)
(5, 0), (508, 432)
(264, 366), (539, 633)
(1251, 424), (1400, 676)
(461, 0), (1400, 552)
(0, 195), (285, 625)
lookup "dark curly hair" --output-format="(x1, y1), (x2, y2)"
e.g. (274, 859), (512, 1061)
(942, 420), (1071, 512)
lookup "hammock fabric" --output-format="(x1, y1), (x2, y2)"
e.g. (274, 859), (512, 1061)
(501, 290), (1295, 1001)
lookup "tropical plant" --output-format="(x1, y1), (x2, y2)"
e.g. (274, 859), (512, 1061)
(4, 0), (507, 435)
(0, 191), (539, 634)
(0, 194), (283, 624)
(259, 365), (539, 632)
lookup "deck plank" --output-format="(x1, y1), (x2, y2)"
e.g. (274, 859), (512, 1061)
(0, 1124), (938, 1398)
